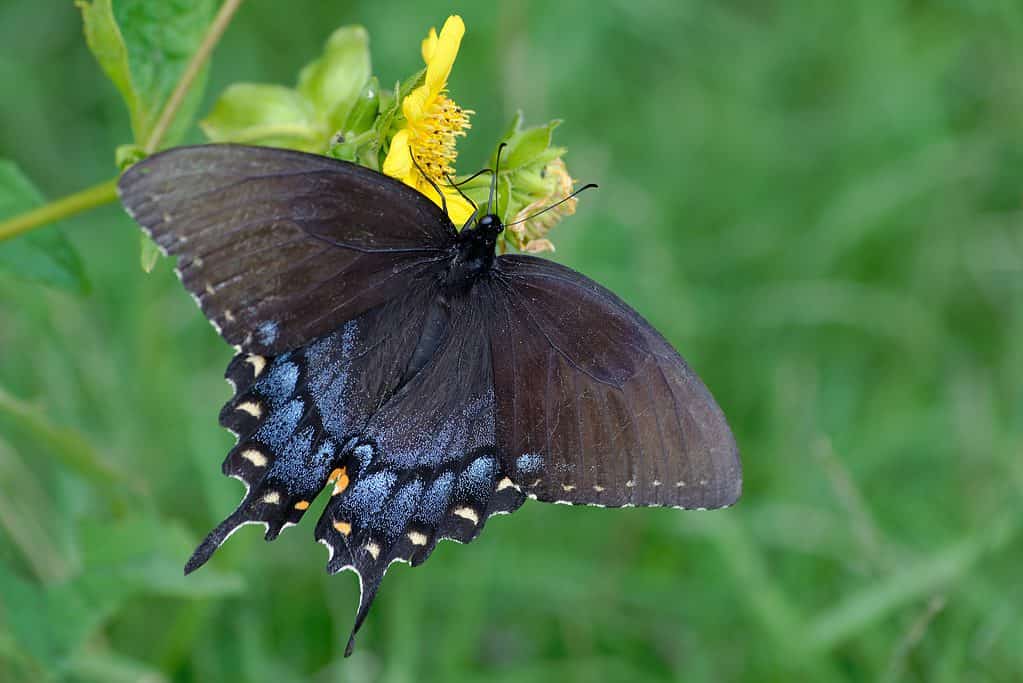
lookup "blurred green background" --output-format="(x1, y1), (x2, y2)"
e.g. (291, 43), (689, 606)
(2, 1), (1022, 681)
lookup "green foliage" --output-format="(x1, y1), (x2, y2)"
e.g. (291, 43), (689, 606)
(202, 25), (372, 154)
(2, 2), (1023, 682)
(0, 162), (87, 292)
(479, 113), (567, 229)
(78, 0), (217, 148)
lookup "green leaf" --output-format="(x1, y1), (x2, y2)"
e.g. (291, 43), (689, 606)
(0, 161), (88, 292)
(78, 0), (137, 132)
(201, 24), (374, 156)
(341, 76), (381, 136)
(200, 83), (321, 151)
(501, 119), (562, 171)
(297, 25), (372, 132)
(78, 0), (217, 146)
(114, 143), (145, 170)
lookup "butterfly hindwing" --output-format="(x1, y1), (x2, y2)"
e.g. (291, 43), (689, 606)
(314, 288), (524, 654)
(185, 283), (440, 572)
(117, 144), (456, 354)
(488, 255), (741, 509)
(187, 279), (523, 653)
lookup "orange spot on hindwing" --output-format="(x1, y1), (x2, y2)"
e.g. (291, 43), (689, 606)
(329, 467), (350, 496)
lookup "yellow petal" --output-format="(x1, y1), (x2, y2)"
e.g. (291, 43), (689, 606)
(382, 129), (413, 180)
(442, 187), (476, 225)
(421, 27), (438, 63)
(402, 85), (430, 124)
(425, 15), (464, 97)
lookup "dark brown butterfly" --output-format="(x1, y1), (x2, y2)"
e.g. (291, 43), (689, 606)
(118, 144), (741, 655)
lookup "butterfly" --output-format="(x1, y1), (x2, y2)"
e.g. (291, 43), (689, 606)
(118, 144), (741, 655)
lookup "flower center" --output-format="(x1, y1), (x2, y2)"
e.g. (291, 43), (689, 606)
(409, 95), (471, 182)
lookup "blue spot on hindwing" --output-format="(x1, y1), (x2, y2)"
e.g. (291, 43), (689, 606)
(516, 453), (543, 475)
(306, 320), (360, 441)
(255, 398), (304, 450)
(344, 471), (397, 518)
(351, 444), (374, 476)
(457, 455), (497, 501)
(255, 359), (298, 409)
(420, 472), (455, 524)
(377, 478), (424, 540)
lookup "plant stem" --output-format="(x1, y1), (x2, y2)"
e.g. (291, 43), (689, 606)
(144, 0), (246, 153)
(0, 178), (118, 241)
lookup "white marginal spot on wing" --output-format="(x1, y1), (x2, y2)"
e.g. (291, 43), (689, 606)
(554, 500), (572, 506)
(236, 401), (262, 418)
(625, 480), (636, 488)
(224, 310), (236, 323)
(526, 493), (538, 500)
(318, 537), (335, 563)
(246, 354), (267, 377)
(240, 449), (267, 467)
(408, 531), (428, 546)
(676, 480), (686, 487)
(261, 491), (281, 505)
(593, 485), (605, 492)
(496, 477), (520, 492)
(452, 507), (479, 525)
(205, 283), (215, 296)
(652, 480), (662, 487)
(365, 541), (381, 560)
(561, 484), (576, 492)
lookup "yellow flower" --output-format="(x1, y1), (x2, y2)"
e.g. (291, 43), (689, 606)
(383, 15), (475, 225)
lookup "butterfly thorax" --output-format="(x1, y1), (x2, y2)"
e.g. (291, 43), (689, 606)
(443, 214), (503, 290)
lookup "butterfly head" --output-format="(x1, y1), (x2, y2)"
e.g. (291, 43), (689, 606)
(476, 213), (504, 238)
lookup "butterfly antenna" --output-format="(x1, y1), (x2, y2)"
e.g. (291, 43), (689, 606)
(409, 149), (448, 218)
(487, 143), (507, 216)
(444, 173), (482, 230)
(445, 173), (479, 213)
(504, 183), (599, 227)
(445, 167), (493, 188)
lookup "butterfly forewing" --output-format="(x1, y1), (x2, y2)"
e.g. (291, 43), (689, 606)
(488, 255), (741, 509)
(117, 144), (456, 354)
